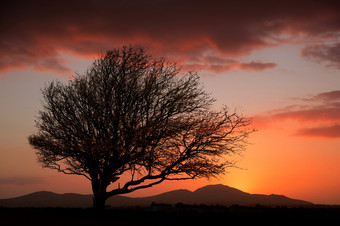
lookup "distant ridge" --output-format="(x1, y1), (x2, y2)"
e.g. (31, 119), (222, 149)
(0, 184), (312, 208)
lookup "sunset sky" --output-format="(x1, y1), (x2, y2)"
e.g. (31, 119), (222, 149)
(1, 0), (340, 204)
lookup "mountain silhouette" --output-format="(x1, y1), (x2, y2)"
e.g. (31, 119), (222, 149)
(0, 184), (312, 208)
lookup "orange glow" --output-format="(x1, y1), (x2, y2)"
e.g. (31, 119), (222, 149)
(1, 0), (340, 205)
(221, 122), (340, 204)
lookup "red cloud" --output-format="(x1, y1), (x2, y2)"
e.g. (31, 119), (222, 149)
(254, 90), (340, 138)
(1, 0), (340, 74)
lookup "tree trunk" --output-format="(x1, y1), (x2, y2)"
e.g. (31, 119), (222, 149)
(93, 193), (107, 210)
(91, 178), (108, 210)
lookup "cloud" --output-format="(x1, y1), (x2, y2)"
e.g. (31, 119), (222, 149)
(297, 90), (340, 102)
(1, 0), (340, 74)
(296, 124), (340, 138)
(262, 90), (340, 123)
(0, 176), (47, 185)
(0, 40), (72, 74)
(183, 55), (277, 73)
(239, 62), (277, 71)
(254, 90), (340, 138)
(301, 43), (340, 69)
(272, 103), (340, 122)
(313, 90), (340, 102)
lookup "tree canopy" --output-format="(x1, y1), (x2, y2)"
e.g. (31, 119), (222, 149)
(28, 46), (253, 209)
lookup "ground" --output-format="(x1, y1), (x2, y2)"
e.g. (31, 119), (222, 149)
(1, 205), (339, 226)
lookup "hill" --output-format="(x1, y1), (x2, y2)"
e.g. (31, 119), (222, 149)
(0, 184), (312, 208)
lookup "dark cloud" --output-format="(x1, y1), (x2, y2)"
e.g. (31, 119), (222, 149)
(0, 176), (47, 185)
(301, 43), (340, 69)
(1, 0), (340, 73)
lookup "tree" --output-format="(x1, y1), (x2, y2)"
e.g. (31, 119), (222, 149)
(28, 46), (253, 210)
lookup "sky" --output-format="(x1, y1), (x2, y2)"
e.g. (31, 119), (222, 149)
(1, 0), (340, 204)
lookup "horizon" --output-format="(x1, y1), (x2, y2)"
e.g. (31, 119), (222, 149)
(1, 183), (315, 207)
(0, 182), (328, 206)
(1, 0), (340, 205)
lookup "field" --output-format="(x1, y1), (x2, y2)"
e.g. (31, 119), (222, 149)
(1, 205), (339, 226)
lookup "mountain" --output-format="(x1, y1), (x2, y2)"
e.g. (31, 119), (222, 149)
(0, 191), (93, 208)
(0, 184), (312, 208)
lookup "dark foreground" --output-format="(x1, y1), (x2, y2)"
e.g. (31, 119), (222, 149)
(1, 205), (339, 226)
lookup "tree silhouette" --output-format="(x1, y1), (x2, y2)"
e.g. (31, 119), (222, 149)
(28, 46), (253, 210)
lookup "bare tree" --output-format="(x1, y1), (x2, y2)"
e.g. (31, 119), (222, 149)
(28, 46), (253, 210)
